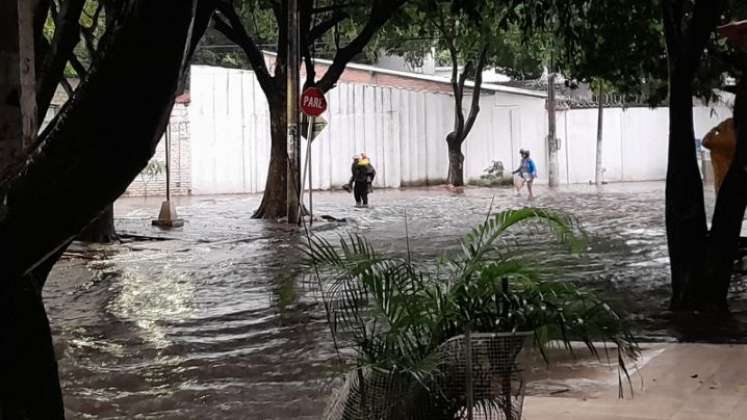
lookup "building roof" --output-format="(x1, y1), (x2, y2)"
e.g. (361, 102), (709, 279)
(719, 20), (747, 48)
(262, 51), (547, 99)
(340, 60), (547, 98)
(176, 92), (191, 104)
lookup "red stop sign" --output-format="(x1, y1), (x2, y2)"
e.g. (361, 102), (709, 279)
(301, 87), (327, 116)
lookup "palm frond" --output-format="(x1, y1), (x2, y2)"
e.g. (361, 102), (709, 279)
(304, 207), (639, 418)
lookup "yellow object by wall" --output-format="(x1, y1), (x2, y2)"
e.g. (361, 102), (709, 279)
(703, 118), (737, 194)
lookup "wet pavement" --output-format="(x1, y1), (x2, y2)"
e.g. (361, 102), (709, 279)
(44, 182), (747, 419)
(523, 343), (747, 420)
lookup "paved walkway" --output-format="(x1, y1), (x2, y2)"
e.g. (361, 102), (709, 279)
(523, 343), (747, 419)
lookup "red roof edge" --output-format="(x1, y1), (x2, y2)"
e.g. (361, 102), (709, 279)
(176, 92), (191, 105)
(719, 20), (747, 48)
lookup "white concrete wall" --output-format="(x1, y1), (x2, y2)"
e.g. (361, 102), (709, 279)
(190, 65), (734, 194)
(190, 66), (272, 194)
(556, 104), (732, 184)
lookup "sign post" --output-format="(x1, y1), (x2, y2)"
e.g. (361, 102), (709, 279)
(286, 0), (301, 225)
(299, 88), (328, 224)
(152, 124), (184, 228)
(303, 120), (314, 223)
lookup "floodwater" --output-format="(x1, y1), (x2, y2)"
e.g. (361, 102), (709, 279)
(44, 182), (747, 419)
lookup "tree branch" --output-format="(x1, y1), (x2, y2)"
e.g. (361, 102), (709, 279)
(60, 77), (74, 97)
(311, 3), (358, 15)
(302, 40), (316, 89)
(69, 53), (88, 79)
(79, 26), (98, 63)
(316, 0), (406, 93)
(452, 58), (473, 136)
(212, 2), (274, 94)
(88, 0), (105, 24)
(432, 2), (464, 134)
(672, 0), (685, 38)
(462, 44), (489, 139)
(186, 0), (217, 63)
(308, 13), (348, 42)
(37, 0), (86, 122)
(272, 0), (287, 79)
(105, 0), (127, 29)
(662, 0), (683, 60)
(685, 0), (728, 70)
(301, 1), (343, 88)
(0, 0), (203, 279)
(79, 1), (105, 60)
(301, 0), (315, 88)
(433, 0), (455, 44)
(33, 0), (51, 73)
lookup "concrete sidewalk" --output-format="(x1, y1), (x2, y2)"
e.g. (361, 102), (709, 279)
(523, 343), (747, 419)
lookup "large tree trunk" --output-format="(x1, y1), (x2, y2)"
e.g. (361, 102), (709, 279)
(0, 2), (211, 416)
(0, 7), (62, 416)
(0, 0), (207, 276)
(660, 0), (728, 311)
(78, 204), (117, 243)
(447, 132), (465, 186)
(443, 44), (486, 190)
(702, 77), (747, 310)
(253, 96), (289, 219)
(0, 253), (65, 420)
(666, 69), (709, 310)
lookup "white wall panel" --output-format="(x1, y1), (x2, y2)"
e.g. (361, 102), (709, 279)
(189, 65), (733, 194)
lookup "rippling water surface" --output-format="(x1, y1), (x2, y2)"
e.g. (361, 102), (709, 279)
(44, 182), (747, 419)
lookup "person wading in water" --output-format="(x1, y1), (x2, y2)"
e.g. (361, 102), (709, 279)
(348, 153), (376, 208)
(512, 149), (537, 199)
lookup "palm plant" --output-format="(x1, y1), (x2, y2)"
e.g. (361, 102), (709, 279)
(304, 208), (639, 419)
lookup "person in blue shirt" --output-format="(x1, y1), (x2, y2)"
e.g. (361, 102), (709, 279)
(512, 149), (537, 199)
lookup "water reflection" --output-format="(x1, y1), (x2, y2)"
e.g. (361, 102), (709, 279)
(44, 183), (746, 419)
(110, 270), (196, 349)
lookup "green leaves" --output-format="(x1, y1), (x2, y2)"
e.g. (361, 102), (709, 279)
(544, 0), (747, 104)
(305, 207), (640, 409)
(375, 0), (543, 75)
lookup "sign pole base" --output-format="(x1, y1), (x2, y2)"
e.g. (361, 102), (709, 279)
(152, 200), (184, 228)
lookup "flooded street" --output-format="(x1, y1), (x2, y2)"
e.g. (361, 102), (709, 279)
(44, 182), (747, 419)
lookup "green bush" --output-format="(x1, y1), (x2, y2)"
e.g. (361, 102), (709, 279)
(305, 208), (639, 417)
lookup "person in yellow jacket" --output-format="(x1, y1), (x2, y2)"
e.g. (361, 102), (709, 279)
(703, 118), (736, 195)
(347, 153), (376, 208)
(359, 153), (376, 193)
